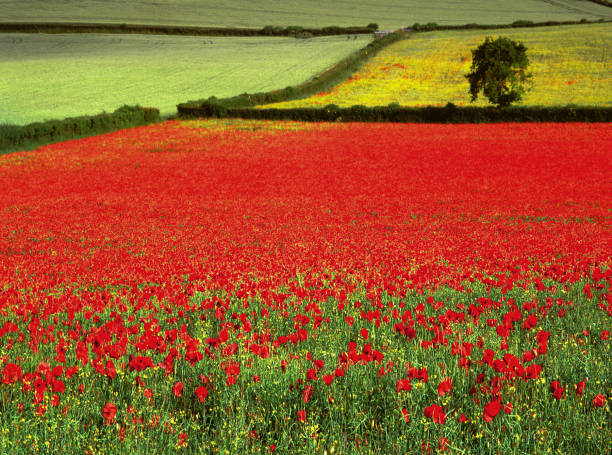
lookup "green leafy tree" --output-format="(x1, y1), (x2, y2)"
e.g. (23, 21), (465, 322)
(465, 36), (533, 107)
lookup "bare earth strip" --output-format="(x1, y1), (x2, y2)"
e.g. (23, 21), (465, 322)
(1, 0), (610, 29)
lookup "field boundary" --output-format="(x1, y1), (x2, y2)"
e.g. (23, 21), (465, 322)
(0, 105), (160, 154)
(177, 104), (612, 123)
(177, 31), (409, 113)
(0, 22), (376, 37)
(176, 19), (611, 115)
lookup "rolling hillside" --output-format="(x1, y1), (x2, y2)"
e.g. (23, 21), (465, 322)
(0, 33), (370, 125)
(2, 0), (611, 30)
(267, 23), (612, 108)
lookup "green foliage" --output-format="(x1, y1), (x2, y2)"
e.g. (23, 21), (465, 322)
(0, 106), (159, 153)
(367, 23), (379, 31)
(465, 36), (533, 107)
(178, 104), (612, 123)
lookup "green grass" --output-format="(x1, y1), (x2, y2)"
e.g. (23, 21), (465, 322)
(0, 33), (371, 125)
(1, 0), (610, 29)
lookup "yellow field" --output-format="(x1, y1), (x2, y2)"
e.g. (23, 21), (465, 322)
(268, 23), (612, 108)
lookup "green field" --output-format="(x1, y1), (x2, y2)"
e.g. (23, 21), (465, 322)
(0, 33), (371, 125)
(1, 0), (610, 29)
(269, 23), (612, 108)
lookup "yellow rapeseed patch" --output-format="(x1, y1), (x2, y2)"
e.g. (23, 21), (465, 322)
(268, 23), (611, 108)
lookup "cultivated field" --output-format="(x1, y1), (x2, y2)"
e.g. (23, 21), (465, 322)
(1, 0), (611, 29)
(0, 33), (370, 125)
(0, 119), (610, 454)
(267, 23), (612, 108)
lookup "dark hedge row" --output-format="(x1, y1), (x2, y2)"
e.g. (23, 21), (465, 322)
(411, 18), (610, 31)
(0, 22), (376, 37)
(178, 31), (408, 112)
(177, 104), (612, 123)
(0, 105), (160, 153)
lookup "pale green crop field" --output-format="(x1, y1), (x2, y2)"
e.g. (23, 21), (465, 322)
(0, 33), (371, 125)
(1, 0), (610, 29)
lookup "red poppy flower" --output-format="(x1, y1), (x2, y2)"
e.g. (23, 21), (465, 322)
(592, 394), (606, 408)
(458, 413), (468, 423)
(2, 363), (21, 384)
(303, 385), (313, 403)
(504, 402), (513, 414)
(424, 404), (446, 424)
(102, 402), (117, 424)
(437, 378), (452, 397)
(396, 378), (412, 393)
(323, 374), (334, 386)
(575, 379), (586, 397)
(550, 380), (565, 400)
(173, 381), (183, 397)
(483, 399), (501, 422)
(360, 328), (369, 340)
(195, 385), (208, 403)
(297, 409), (306, 422)
(401, 408), (409, 422)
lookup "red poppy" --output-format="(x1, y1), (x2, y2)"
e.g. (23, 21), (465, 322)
(401, 408), (409, 422)
(575, 379), (586, 397)
(396, 378), (412, 393)
(173, 381), (183, 397)
(195, 385), (208, 403)
(360, 328), (369, 340)
(592, 394), (606, 408)
(550, 380), (565, 400)
(297, 409), (306, 422)
(323, 374), (334, 386)
(2, 363), (21, 384)
(483, 399), (501, 422)
(424, 404), (446, 424)
(303, 384), (313, 403)
(102, 402), (117, 424)
(437, 377), (452, 397)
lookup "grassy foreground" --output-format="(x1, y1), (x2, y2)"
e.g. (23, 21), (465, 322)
(0, 119), (610, 454)
(0, 33), (370, 125)
(0, 0), (610, 29)
(268, 23), (612, 108)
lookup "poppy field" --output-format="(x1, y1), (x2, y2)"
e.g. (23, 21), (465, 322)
(0, 119), (610, 454)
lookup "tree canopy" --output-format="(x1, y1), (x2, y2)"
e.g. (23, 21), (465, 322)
(465, 36), (533, 107)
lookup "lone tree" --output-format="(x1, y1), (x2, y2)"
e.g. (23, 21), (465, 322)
(465, 36), (532, 107)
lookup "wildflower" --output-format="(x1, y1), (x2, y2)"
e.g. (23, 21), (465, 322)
(195, 385), (208, 402)
(483, 399), (501, 422)
(424, 404), (446, 424)
(575, 379), (586, 397)
(102, 402), (117, 425)
(437, 377), (452, 397)
(173, 381), (184, 397)
(592, 394), (606, 408)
